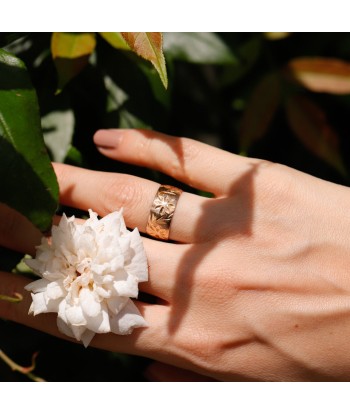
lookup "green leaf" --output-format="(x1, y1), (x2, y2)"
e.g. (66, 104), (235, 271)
(99, 33), (130, 50)
(42, 109), (74, 162)
(285, 94), (347, 176)
(239, 72), (281, 151)
(51, 32), (96, 92)
(64, 145), (84, 167)
(163, 32), (238, 65)
(0, 49), (58, 231)
(121, 32), (168, 89)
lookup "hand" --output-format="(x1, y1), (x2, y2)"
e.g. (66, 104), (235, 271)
(2, 128), (350, 381)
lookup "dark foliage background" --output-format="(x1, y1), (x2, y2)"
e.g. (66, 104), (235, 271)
(1, 32), (350, 381)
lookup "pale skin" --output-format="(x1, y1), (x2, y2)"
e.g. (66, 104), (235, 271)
(2, 128), (350, 381)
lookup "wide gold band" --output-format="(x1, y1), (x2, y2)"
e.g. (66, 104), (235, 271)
(146, 185), (183, 240)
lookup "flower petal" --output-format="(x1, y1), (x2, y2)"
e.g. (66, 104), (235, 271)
(85, 304), (110, 333)
(24, 258), (43, 276)
(113, 274), (139, 298)
(57, 316), (74, 338)
(30, 292), (49, 315)
(107, 296), (128, 315)
(71, 325), (86, 341)
(65, 305), (87, 326)
(46, 298), (61, 313)
(46, 281), (65, 300)
(25, 279), (49, 293)
(81, 330), (95, 348)
(124, 228), (148, 282)
(110, 299), (148, 335)
(79, 287), (101, 317)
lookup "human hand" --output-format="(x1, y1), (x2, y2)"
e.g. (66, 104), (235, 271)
(3, 128), (350, 381)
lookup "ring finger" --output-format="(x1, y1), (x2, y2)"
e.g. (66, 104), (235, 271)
(53, 163), (207, 243)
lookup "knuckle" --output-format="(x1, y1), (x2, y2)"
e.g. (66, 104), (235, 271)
(168, 138), (202, 181)
(101, 175), (140, 214)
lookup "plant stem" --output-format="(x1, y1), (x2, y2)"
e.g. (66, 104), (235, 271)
(0, 349), (45, 382)
(0, 293), (23, 303)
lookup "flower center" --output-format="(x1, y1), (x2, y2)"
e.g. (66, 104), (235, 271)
(63, 257), (94, 294)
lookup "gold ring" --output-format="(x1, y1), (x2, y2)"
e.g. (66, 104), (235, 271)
(146, 185), (183, 240)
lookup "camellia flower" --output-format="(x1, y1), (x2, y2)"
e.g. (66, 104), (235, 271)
(25, 209), (148, 347)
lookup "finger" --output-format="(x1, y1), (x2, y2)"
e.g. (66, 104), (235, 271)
(144, 361), (216, 382)
(0, 271), (170, 358)
(93, 129), (251, 196)
(140, 238), (189, 301)
(53, 162), (206, 243)
(0, 203), (42, 256)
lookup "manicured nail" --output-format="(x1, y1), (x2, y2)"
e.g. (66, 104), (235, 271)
(93, 129), (123, 149)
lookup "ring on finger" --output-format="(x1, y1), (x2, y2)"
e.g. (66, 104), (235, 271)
(146, 185), (183, 241)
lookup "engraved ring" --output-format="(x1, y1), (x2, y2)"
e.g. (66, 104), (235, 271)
(146, 185), (183, 241)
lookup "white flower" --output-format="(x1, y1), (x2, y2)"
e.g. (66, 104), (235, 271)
(25, 209), (148, 347)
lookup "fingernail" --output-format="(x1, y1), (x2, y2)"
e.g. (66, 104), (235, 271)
(93, 129), (123, 149)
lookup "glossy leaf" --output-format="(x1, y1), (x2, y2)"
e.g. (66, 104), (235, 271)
(100, 32), (130, 50)
(285, 57), (350, 94)
(163, 32), (237, 65)
(121, 32), (168, 89)
(239, 73), (281, 151)
(285, 94), (346, 176)
(0, 49), (58, 231)
(51, 32), (96, 91)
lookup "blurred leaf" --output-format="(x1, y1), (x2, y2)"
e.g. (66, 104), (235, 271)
(42, 109), (74, 162)
(121, 32), (168, 89)
(0, 33), (27, 48)
(99, 32), (130, 50)
(0, 49), (58, 231)
(51, 32), (96, 91)
(264, 32), (290, 41)
(285, 94), (346, 176)
(221, 35), (263, 86)
(163, 32), (238, 65)
(239, 72), (281, 151)
(104, 74), (129, 113)
(137, 60), (171, 108)
(64, 146), (84, 167)
(119, 109), (151, 129)
(285, 57), (350, 94)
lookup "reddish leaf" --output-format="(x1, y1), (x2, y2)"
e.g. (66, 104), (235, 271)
(51, 33), (96, 91)
(285, 57), (350, 94)
(285, 94), (346, 176)
(239, 72), (281, 151)
(121, 32), (167, 89)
